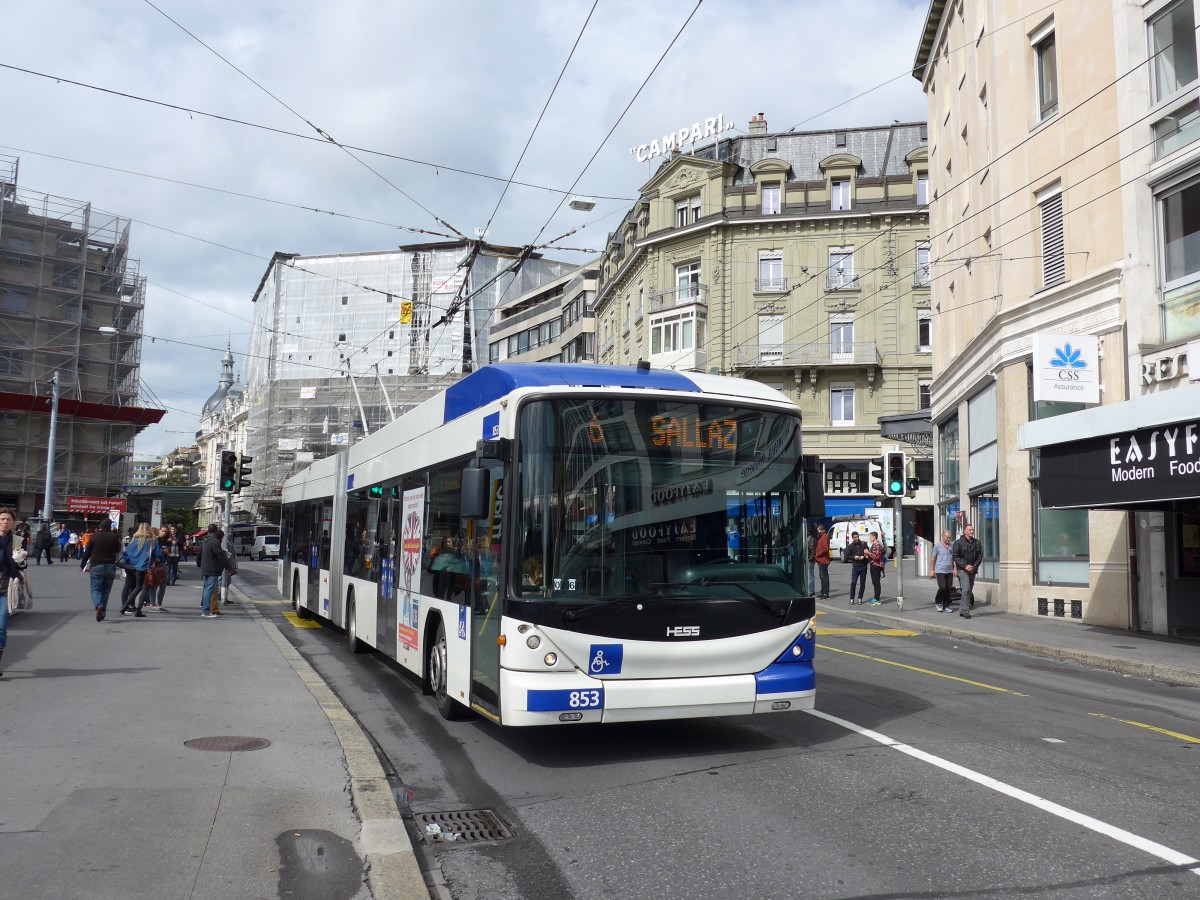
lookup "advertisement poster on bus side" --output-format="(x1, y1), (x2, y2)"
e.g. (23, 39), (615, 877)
(399, 487), (425, 651)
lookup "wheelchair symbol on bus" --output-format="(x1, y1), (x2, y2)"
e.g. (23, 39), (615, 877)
(588, 643), (623, 675)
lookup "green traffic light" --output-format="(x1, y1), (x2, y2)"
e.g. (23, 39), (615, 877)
(889, 480), (903, 493)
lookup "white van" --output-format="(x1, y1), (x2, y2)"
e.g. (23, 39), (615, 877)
(828, 518), (892, 561)
(252, 534), (280, 561)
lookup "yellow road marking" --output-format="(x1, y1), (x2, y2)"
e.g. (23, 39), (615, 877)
(819, 627), (919, 636)
(1089, 712), (1200, 745)
(281, 611), (322, 629)
(816, 643), (1028, 696)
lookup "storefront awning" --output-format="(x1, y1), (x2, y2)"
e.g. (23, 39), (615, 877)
(1018, 385), (1200, 509)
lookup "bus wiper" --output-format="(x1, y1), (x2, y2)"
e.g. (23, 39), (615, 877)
(563, 593), (666, 623)
(690, 580), (790, 618)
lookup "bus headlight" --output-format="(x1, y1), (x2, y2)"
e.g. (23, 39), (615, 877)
(526, 635), (541, 649)
(543, 652), (557, 667)
(792, 644), (803, 657)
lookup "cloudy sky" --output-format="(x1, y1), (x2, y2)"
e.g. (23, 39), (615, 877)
(3, 0), (929, 456)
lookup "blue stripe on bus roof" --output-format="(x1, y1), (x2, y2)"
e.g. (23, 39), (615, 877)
(443, 363), (701, 424)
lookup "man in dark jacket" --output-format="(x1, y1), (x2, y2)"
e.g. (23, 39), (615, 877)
(951, 523), (984, 619)
(80, 520), (123, 621)
(33, 524), (53, 566)
(199, 525), (236, 618)
(846, 532), (868, 605)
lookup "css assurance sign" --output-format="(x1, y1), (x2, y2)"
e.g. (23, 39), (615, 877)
(1032, 333), (1100, 404)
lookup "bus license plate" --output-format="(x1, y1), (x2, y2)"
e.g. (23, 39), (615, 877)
(527, 688), (604, 712)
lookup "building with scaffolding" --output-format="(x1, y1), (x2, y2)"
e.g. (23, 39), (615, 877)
(241, 241), (574, 520)
(0, 156), (163, 518)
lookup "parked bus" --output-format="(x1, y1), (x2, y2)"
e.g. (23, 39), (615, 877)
(229, 523), (280, 557)
(280, 363), (821, 726)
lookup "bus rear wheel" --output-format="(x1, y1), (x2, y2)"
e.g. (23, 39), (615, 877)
(429, 620), (467, 720)
(346, 595), (365, 654)
(293, 577), (310, 619)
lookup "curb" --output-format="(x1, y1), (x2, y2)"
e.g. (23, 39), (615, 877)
(230, 584), (430, 900)
(816, 601), (1200, 689)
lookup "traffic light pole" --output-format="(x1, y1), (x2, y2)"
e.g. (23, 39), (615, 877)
(894, 496), (905, 610)
(222, 491), (232, 606)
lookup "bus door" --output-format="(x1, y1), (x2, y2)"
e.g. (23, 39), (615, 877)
(467, 462), (504, 716)
(308, 504), (329, 612)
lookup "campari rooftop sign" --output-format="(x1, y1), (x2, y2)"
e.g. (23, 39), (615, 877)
(629, 113), (735, 163)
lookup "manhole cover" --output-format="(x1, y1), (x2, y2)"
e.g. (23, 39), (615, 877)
(414, 809), (514, 845)
(184, 736), (272, 752)
(1024, 665), (1078, 675)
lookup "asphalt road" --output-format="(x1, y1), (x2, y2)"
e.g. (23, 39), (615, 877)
(235, 562), (1200, 900)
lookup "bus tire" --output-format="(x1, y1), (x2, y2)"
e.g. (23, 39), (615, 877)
(293, 576), (311, 619)
(429, 619), (467, 721)
(346, 594), (365, 654)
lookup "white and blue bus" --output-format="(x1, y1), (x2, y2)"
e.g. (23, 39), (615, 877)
(279, 363), (821, 726)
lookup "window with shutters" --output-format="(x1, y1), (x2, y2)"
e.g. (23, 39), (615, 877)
(1037, 183), (1065, 288)
(758, 314), (784, 360)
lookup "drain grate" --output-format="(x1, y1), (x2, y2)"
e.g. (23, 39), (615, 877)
(1024, 665), (1078, 675)
(184, 736), (272, 752)
(414, 809), (514, 845)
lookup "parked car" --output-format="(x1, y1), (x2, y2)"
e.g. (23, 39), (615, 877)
(252, 534), (280, 561)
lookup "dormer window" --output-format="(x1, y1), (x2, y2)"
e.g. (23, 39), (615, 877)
(762, 184), (781, 215)
(831, 179), (851, 211)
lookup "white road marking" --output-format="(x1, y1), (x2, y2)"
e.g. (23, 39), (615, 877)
(1042, 738), (1065, 743)
(807, 708), (1200, 876)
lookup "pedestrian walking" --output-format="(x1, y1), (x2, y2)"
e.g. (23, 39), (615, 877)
(67, 527), (79, 560)
(0, 507), (26, 676)
(866, 531), (886, 605)
(930, 530), (957, 612)
(148, 526), (175, 610)
(813, 524), (831, 599)
(58, 525), (71, 562)
(951, 523), (984, 619)
(846, 531), (868, 604)
(79, 520), (123, 621)
(199, 524), (237, 618)
(117, 523), (165, 617)
(163, 525), (184, 585)
(33, 523), (53, 565)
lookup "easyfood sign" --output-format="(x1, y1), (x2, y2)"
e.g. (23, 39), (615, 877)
(1032, 333), (1100, 404)
(629, 113), (735, 163)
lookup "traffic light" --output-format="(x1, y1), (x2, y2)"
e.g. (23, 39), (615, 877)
(233, 454), (253, 495)
(217, 449), (238, 492)
(886, 451), (907, 497)
(868, 456), (885, 494)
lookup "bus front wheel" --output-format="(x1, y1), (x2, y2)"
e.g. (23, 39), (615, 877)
(429, 620), (467, 721)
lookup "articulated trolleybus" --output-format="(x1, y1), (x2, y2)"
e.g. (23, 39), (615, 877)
(280, 363), (820, 726)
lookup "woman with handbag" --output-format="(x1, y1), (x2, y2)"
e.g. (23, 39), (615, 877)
(147, 526), (174, 610)
(117, 523), (165, 618)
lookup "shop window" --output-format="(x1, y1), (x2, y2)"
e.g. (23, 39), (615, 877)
(1179, 503), (1200, 576)
(1030, 394), (1089, 585)
(970, 491), (1000, 581)
(938, 416), (960, 504)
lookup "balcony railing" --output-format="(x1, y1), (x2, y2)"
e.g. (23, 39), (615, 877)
(825, 273), (860, 291)
(650, 283), (708, 311)
(733, 341), (882, 368)
(913, 267), (932, 288)
(754, 277), (789, 293)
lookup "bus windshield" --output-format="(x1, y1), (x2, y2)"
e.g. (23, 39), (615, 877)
(513, 397), (806, 608)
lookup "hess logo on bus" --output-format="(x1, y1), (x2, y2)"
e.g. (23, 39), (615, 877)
(666, 625), (700, 637)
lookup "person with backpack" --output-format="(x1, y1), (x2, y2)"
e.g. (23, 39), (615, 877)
(866, 531), (887, 606)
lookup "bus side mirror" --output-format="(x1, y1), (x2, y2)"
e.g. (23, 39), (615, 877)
(803, 468), (825, 519)
(461, 467), (490, 520)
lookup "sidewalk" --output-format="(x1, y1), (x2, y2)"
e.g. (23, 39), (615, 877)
(0, 560), (427, 900)
(817, 558), (1200, 688)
